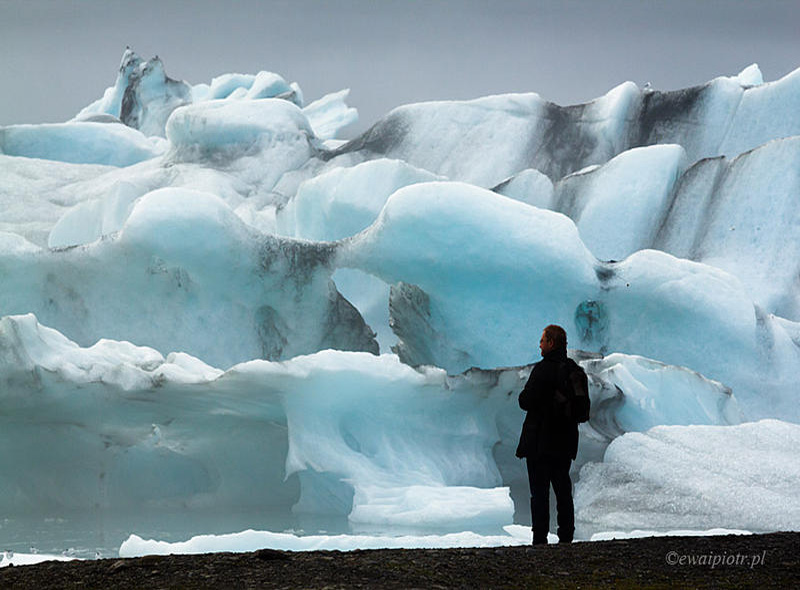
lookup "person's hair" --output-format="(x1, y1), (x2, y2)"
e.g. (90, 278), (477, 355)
(543, 324), (567, 349)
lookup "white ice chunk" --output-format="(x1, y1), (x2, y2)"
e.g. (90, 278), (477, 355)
(341, 181), (598, 370)
(733, 64), (763, 87)
(608, 250), (757, 369)
(302, 89), (358, 140)
(0, 318), (516, 528)
(367, 93), (547, 187)
(581, 80), (640, 157)
(0, 231), (40, 255)
(163, 99), (316, 195)
(583, 352), (742, 436)
(278, 158), (442, 241)
(246, 71), (298, 101)
(349, 485), (513, 528)
(0, 551), (77, 568)
(574, 144), (687, 261)
(117, 526), (754, 558)
(207, 73), (259, 99)
(0, 154), (122, 246)
(165, 98), (314, 153)
(119, 187), (251, 260)
(684, 137), (800, 319)
(720, 66), (800, 157)
(0, 313), (209, 391)
(48, 180), (143, 248)
(204, 71), (302, 106)
(126, 58), (192, 137)
(575, 420), (800, 533)
(493, 168), (554, 209)
(0, 122), (165, 167)
(276, 351), (506, 522)
(119, 527), (528, 557)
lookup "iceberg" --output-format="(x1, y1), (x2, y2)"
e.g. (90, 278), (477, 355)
(0, 312), (743, 553)
(0, 51), (799, 556)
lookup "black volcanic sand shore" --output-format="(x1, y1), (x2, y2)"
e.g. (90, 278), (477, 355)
(0, 532), (796, 589)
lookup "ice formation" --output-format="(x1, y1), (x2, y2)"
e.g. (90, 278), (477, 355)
(119, 526), (534, 557)
(118, 525), (759, 557)
(0, 121), (166, 166)
(575, 420), (800, 533)
(1, 189), (377, 368)
(1, 50), (798, 556)
(0, 313), (741, 551)
(326, 64), (800, 185)
(0, 551), (76, 568)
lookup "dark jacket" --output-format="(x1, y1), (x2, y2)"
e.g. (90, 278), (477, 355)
(517, 347), (580, 460)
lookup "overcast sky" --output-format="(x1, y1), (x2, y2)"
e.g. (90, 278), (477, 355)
(1, 0), (799, 137)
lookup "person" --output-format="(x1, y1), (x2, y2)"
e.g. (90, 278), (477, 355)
(516, 324), (585, 545)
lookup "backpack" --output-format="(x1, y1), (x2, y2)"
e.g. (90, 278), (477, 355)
(552, 360), (591, 423)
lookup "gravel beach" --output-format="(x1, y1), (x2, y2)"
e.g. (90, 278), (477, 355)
(0, 531), (796, 589)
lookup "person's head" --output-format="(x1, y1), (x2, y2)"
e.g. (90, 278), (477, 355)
(539, 324), (567, 356)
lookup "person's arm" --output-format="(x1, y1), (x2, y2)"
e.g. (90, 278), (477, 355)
(518, 366), (539, 411)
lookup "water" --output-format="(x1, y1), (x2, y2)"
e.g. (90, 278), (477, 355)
(0, 509), (351, 559)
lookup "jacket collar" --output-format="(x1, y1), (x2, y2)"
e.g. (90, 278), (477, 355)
(543, 347), (568, 361)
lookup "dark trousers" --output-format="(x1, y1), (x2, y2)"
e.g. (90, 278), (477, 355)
(526, 456), (574, 544)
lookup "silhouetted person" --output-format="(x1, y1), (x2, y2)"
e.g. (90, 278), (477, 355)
(516, 324), (587, 545)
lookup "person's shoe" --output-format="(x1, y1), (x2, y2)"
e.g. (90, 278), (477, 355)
(532, 538), (548, 545)
(557, 527), (574, 544)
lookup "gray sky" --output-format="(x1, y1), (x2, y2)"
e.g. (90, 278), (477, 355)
(1, 0), (799, 137)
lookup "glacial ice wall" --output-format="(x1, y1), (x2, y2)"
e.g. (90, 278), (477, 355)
(1, 51), (799, 550)
(340, 181), (798, 420)
(0, 314), (741, 532)
(327, 64), (800, 186)
(1, 189), (376, 368)
(544, 136), (800, 320)
(73, 49), (354, 143)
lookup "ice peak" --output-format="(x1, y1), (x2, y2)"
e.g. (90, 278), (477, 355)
(118, 47), (142, 75)
(734, 63), (763, 86)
